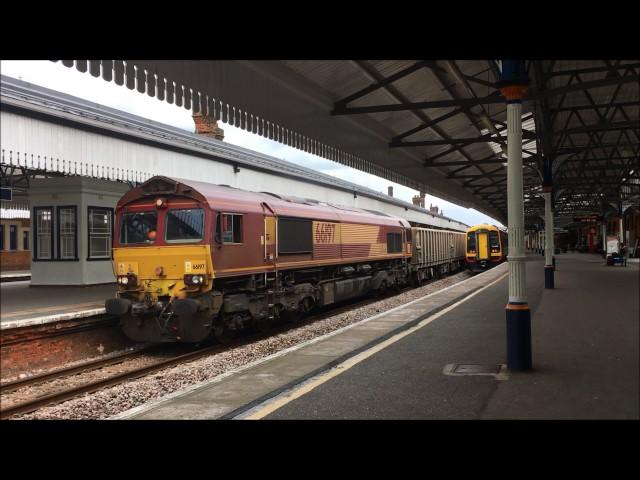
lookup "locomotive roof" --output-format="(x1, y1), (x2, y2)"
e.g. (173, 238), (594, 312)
(118, 176), (410, 228)
(466, 224), (507, 233)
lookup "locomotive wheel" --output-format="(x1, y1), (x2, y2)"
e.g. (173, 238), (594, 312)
(255, 314), (276, 333)
(213, 315), (235, 344)
(281, 306), (301, 324)
(213, 324), (233, 344)
(299, 297), (314, 317)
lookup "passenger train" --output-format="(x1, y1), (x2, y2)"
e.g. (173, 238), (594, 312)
(464, 224), (508, 273)
(105, 176), (467, 343)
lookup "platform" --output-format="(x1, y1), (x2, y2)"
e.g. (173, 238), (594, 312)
(118, 253), (639, 420)
(0, 281), (113, 327)
(0, 270), (31, 282)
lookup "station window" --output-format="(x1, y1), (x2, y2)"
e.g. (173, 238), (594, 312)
(88, 207), (113, 259)
(218, 213), (243, 244)
(9, 225), (17, 250)
(34, 207), (53, 260)
(23, 230), (29, 250)
(58, 206), (77, 259)
(0, 225), (4, 250)
(387, 232), (403, 253)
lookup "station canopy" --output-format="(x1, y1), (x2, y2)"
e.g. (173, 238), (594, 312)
(58, 60), (640, 224)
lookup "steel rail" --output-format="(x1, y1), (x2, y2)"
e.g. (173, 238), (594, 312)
(0, 344), (154, 394)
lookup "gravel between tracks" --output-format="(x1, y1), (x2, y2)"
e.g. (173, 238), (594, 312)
(13, 271), (472, 420)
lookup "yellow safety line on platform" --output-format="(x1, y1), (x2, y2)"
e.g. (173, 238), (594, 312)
(244, 270), (509, 420)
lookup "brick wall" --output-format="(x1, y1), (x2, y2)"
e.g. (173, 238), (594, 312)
(192, 112), (225, 140)
(0, 250), (31, 271)
(1, 317), (135, 378)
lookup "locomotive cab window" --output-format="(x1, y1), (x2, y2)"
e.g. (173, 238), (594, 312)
(217, 213), (243, 244)
(119, 211), (157, 245)
(467, 233), (476, 251)
(489, 231), (500, 250)
(387, 232), (402, 253)
(166, 209), (204, 243)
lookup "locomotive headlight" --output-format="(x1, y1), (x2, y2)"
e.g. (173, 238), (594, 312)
(184, 274), (205, 286)
(117, 274), (137, 288)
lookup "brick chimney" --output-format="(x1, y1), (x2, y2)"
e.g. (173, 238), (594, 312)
(193, 112), (225, 141)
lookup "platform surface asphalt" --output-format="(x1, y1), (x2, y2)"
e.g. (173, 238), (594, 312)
(264, 253), (639, 420)
(0, 281), (114, 325)
(121, 253), (639, 420)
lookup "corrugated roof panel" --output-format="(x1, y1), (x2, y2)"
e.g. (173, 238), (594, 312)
(51, 59), (639, 222)
(368, 60), (416, 79)
(283, 61), (365, 99)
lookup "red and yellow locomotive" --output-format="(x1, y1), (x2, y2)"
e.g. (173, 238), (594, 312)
(106, 176), (413, 343)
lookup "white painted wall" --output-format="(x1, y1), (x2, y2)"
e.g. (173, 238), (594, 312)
(1, 110), (467, 231)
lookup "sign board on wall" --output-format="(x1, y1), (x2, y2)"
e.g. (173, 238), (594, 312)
(0, 187), (12, 201)
(574, 215), (602, 223)
(606, 236), (619, 254)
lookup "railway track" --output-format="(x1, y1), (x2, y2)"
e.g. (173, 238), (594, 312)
(0, 275), (451, 419)
(0, 345), (154, 394)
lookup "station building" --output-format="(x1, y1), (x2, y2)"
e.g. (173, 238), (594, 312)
(0, 206), (30, 271)
(1, 76), (470, 286)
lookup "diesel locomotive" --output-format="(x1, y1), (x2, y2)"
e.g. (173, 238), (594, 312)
(105, 176), (466, 343)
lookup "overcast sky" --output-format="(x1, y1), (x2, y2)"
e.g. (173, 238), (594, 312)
(0, 60), (504, 227)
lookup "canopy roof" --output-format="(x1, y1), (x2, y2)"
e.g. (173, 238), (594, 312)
(59, 60), (640, 223)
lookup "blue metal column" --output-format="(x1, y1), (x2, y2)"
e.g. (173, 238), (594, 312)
(496, 60), (532, 371)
